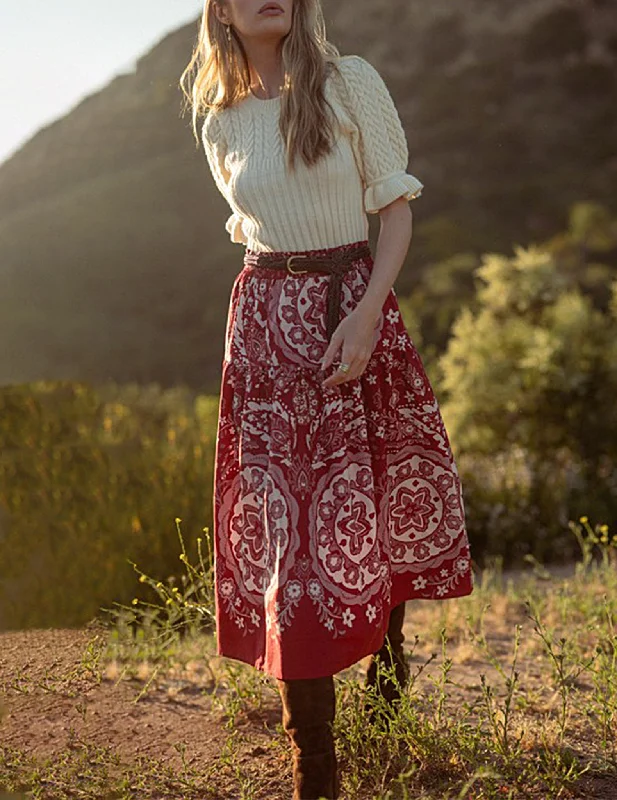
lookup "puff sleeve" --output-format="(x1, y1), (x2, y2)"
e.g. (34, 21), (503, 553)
(336, 55), (424, 214)
(201, 112), (248, 245)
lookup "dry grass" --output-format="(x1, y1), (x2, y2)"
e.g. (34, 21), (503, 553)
(1, 518), (616, 798)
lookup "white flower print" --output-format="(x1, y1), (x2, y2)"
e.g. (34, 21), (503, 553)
(284, 580), (304, 601)
(413, 575), (427, 590)
(440, 569), (449, 577)
(275, 579), (305, 632)
(436, 585), (448, 596)
(386, 309), (400, 324)
(220, 586), (261, 636)
(365, 604), (377, 623)
(342, 607), (356, 627)
(325, 618), (334, 631)
(455, 557), (470, 574)
(307, 579), (324, 601)
(366, 374), (377, 385)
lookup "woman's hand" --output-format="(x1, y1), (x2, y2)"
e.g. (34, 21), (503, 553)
(320, 307), (380, 387)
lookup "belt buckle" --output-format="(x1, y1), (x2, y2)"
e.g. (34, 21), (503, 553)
(286, 254), (309, 274)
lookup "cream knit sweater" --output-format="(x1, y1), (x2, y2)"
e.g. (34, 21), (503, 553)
(201, 54), (424, 253)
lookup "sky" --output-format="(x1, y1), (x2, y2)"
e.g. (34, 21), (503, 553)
(0, 0), (203, 165)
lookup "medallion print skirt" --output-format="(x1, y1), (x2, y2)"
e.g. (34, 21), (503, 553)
(212, 239), (474, 680)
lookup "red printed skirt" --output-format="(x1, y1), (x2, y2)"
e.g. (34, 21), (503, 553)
(212, 239), (474, 680)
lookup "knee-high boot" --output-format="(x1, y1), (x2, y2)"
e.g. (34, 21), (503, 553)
(365, 601), (410, 705)
(276, 675), (340, 800)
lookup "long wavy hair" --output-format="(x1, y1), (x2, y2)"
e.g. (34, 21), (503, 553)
(179, 0), (342, 171)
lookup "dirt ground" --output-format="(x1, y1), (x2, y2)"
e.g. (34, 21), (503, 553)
(1, 563), (617, 799)
(0, 622), (290, 799)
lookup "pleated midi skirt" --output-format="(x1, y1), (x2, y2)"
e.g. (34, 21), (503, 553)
(212, 239), (474, 680)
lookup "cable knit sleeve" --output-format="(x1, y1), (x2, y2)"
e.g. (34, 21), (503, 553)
(201, 112), (248, 245)
(335, 55), (424, 214)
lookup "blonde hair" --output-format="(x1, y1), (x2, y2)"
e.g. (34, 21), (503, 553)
(179, 0), (342, 171)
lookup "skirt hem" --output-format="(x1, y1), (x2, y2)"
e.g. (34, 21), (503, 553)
(216, 577), (474, 681)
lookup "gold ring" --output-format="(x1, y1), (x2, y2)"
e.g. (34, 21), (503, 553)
(338, 362), (350, 373)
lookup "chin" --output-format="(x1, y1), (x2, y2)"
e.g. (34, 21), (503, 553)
(258, 23), (291, 37)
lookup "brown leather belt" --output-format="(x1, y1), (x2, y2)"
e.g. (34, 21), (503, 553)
(243, 241), (372, 341)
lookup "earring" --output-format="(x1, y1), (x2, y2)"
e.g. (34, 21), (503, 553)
(226, 23), (232, 43)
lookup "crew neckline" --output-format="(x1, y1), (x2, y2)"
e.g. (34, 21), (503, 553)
(249, 88), (281, 103)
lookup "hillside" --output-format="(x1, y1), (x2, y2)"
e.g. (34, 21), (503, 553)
(0, 0), (615, 391)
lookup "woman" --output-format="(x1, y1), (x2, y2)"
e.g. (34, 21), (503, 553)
(181, 1), (474, 797)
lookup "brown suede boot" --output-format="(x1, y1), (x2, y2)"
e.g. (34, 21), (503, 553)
(365, 601), (410, 706)
(277, 675), (340, 800)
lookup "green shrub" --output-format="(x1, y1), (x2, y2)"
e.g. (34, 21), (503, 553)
(438, 242), (617, 562)
(0, 380), (218, 630)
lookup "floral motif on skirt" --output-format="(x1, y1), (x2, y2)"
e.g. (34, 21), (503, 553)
(212, 239), (474, 679)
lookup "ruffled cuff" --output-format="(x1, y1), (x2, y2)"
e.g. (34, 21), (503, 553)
(364, 171), (424, 214)
(225, 212), (249, 244)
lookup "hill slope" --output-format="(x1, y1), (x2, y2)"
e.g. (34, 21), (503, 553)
(0, 0), (615, 390)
